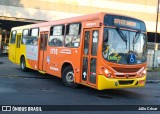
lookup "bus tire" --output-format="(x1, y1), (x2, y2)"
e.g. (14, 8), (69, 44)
(62, 66), (78, 88)
(20, 57), (28, 72)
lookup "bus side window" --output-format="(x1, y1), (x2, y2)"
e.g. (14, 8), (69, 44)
(102, 28), (109, 59)
(30, 28), (39, 37)
(84, 31), (90, 55)
(28, 37), (38, 45)
(49, 25), (64, 47)
(65, 23), (81, 48)
(21, 37), (27, 44)
(103, 28), (108, 43)
(21, 29), (30, 45)
(22, 37), (38, 45)
(10, 31), (17, 44)
(32, 38), (38, 45)
(91, 30), (99, 56)
(22, 29), (29, 37)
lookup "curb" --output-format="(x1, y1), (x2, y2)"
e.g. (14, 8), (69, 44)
(0, 75), (55, 80)
(146, 80), (160, 83)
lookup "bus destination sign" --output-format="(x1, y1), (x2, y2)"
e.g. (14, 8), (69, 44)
(104, 14), (146, 32)
(114, 18), (137, 27)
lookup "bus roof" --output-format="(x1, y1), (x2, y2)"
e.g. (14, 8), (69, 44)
(11, 12), (145, 30)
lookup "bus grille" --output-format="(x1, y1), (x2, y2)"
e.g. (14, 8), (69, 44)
(115, 74), (136, 78)
(112, 67), (141, 73)
(118, 80), (134, 85)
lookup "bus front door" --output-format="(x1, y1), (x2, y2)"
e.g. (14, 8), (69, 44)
(39, 32), (48, 71)
(81, 28), (99, 86)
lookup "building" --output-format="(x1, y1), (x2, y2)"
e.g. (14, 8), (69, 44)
(0, 0), (159, 34)
(0, 0), (160, 63)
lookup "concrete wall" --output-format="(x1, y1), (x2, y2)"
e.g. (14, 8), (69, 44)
(0, 0), (159, 32)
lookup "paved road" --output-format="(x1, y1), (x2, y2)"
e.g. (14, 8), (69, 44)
(0, 55), (160, 113)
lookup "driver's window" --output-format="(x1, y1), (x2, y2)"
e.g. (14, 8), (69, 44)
(102, 29), (109, 59)
(103, 28), (108, 43)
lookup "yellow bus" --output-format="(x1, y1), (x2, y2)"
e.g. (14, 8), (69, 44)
(8, 12), (147, 90)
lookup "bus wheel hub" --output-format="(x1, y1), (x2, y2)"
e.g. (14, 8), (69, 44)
(66, 72), (74, 83)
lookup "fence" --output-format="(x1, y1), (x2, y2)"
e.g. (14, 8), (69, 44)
(147, 42), (160, 68)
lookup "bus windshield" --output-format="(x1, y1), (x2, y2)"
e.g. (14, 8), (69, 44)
(102, 28), (147, 64)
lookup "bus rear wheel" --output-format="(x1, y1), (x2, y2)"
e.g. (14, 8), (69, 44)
(62, 66), (78, 88)
(20, 57), (27, 72)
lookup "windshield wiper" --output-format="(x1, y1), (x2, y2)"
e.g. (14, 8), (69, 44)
(133, 30), (141, 44)
(116, 27), (127, 49)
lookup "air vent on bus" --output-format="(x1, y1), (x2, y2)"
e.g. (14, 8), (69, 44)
(118, 80), (134, 85)
(112, 67), (141, 73)
(115, 75), (136, 78)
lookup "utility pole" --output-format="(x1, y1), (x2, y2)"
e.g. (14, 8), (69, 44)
(153, 0), (159, 69)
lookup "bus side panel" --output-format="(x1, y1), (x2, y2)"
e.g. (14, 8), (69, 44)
(19, 44), (32, 69)
(46, 47), (81, 83)
(25, 45), (39, 69)
(46, 47), (62, 78)
(27, 59), (38, 70)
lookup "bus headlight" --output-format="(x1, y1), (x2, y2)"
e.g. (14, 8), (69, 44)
(101, 67), (113, 78)
(105, 69), (113, 78)
(104, 69), (109, 74)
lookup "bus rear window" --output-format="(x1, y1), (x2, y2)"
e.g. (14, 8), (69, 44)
(10, 31), (17, 44)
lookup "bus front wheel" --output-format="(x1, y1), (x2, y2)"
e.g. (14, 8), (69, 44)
(20, 57), (27, 72)
(62, 66), (78, 88)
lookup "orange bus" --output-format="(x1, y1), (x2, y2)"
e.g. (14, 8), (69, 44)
(8, 12), (147, 90)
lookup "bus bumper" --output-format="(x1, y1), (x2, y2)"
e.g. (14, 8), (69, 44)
(97, 75), (146, 90)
